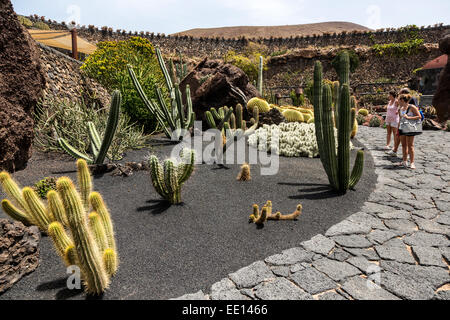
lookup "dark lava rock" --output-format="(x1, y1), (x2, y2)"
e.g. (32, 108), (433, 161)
(0, 219), (40, 294)
(422, 119), (443, 131)
(180, 58), (260, 123)
(258, 108), (286, 127)
(433, 33), (450, 122)
(0, 0), (46, 172)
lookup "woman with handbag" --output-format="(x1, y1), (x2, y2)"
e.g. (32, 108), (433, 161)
(398, 94), (423, 169)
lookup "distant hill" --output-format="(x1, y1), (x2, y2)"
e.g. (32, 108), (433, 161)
(172, 22), (371, 39)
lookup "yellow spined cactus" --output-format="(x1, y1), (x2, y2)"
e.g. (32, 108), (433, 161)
(0, 159), (119, 296)
(282, 109), (304, 122)
(249, 202), (302, 226)
(247, 97), (271, 113)
(358, 108), (369, 116)
(351, 118), (358, 139)
(237, 162), (251, 181)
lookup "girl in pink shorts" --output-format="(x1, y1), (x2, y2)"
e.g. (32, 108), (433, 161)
(384, 91), (399, 151)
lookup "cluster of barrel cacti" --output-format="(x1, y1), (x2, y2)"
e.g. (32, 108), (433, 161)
(312, 51), (364, 193)
(128, 47), (195, 141)
(58, 91), (121, 165)
(148, 149), (195, 204)
(277, 106), (315, 124)
(0, 160), (118, 295)
(249, 201), (302, 226)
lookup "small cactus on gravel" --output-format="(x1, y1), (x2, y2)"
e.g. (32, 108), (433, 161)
(236, 163), (251, 181)
(0, 159), (118, 295)
(148, 149), (195, 204)
(249, 201), (302, 226)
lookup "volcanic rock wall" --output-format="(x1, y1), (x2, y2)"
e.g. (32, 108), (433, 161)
(0, 0), (46, 172)
(26, 15), (449, 59)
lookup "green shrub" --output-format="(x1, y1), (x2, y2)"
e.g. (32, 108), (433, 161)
(332, 50), (360, 74)
(446, 121), (450, 132)
(81, 37), (166, 132)
(33, 177), (57, 199)
(372, 39), (424, 57)
(224, 42), (268, 83)
(34, 97), (149, 161)
(33, 21), (50, 30)
(18, 15), (33, 28)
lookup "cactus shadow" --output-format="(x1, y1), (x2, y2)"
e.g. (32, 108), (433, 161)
(137, 199), (173, 215)
(279, 182), (342, 200)
(36, 277), (85, 300)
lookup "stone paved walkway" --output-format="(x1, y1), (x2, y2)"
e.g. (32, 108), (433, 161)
(173, 127), (450, 300)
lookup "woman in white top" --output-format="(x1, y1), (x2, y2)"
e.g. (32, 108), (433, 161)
(397, 94), (422, 169)
(384, 90), (399, 150)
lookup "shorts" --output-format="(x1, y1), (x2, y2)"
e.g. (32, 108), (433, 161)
(385, 121), (399, 128)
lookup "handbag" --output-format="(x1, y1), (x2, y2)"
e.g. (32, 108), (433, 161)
(399, 107), (423, 136)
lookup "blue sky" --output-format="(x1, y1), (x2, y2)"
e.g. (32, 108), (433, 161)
(11, 0), (450, 34)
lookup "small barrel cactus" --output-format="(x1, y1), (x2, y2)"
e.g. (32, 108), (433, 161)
(247, 97), (271, 113)
(283, 109), (304, 122)
(358, 108), (369, 116)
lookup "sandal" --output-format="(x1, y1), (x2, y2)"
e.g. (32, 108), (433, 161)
(410, 163), (416, 170)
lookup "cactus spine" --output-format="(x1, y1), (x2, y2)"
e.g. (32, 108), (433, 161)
(312, 51), (364, 193)
(148, 149), (195, 204)
(257, 56), (263, 95)
(128, 47), (195, 141)
(58, 90), (121, 164)
(0, 160), (119, 295)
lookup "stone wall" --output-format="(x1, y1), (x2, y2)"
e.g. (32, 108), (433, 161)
(37, 42), (110, 109)
(26, 15), (449, 59)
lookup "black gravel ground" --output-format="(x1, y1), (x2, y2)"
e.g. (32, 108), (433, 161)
(0, 137), (376, 300)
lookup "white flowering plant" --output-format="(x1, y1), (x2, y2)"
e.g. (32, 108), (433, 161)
(248, 122), (353, 158)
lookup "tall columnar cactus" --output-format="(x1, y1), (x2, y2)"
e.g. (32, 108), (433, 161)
(312, 51), (364, 193)
(257, 56), (264, 95)
(128, 47), (195, 141)
(58, 91), (121, 165)
(169, 50), (188, 84)
(0, 160), (118, 295)
(148, 149), (195, 204)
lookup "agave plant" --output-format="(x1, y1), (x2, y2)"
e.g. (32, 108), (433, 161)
(58, 90), (121, 165)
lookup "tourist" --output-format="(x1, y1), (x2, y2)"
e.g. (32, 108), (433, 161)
(387, 88), (416, 157)
(397, 93), (422, 169)
(384, 90), (399, 151)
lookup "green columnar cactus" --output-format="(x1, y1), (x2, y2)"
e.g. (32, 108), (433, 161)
(312, 51), (364, 193)
(58, 90), (121, 164)
(257, 56), (264, 95)
(148, 149), (195, 204)
(0, 159), (119, 295)
(128, 47), (195, 141)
